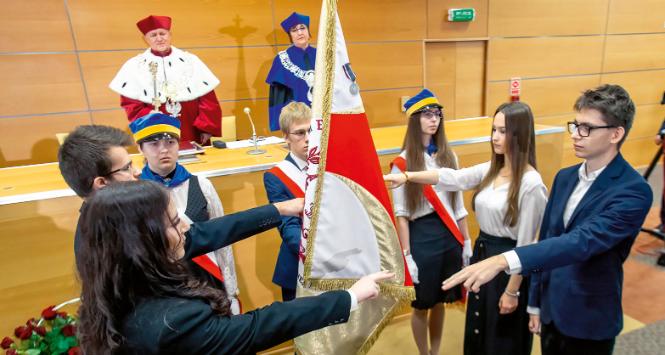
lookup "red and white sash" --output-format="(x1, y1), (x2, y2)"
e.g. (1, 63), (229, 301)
(391, 156), (464, 246)
(268, 159), (306, 198)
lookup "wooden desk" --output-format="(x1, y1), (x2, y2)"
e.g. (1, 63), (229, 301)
(0, 118), (565, 342)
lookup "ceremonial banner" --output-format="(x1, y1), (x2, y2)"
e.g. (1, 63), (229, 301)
(295, 1), (414, 353)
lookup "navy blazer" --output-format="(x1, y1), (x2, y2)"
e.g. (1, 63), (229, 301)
(515, 153), (652, 340)
(263, 154), (303, 290)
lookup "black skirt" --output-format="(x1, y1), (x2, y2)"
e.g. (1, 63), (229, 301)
(464, 231), (532, 355)
(409, 212), (463, 309)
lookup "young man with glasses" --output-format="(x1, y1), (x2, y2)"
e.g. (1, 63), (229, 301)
(441, 84), (652, 355)
(130, 113), (242, 314)
(263, 101), (311, 301)
(265, 12), (316, 131)
(58, 125), (141, 269)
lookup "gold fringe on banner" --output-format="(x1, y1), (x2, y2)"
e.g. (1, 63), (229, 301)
(302, 0), (337, 280)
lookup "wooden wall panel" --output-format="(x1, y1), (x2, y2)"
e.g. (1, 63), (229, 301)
(0, 54), (87, 116)
(622, 136), (660, 168)
(362, 88), (422, 128)
(426, 0), (488, 39)
(79, 51), (136, 110)
(487, 76), (600, 117)
(454, 41), (486, 118)
(488, 0), (608, 37)
(607, 0), (665, 34)
(630, 104), (665, 139)
(0, 113), (91, 168)
(601, 70), (665, 106)
(0, 0), (74, 52)
(488, 37), (604, 81)
(348, 42), (423, 90)
(68, 0), (275, 50)
(604, 33), (665, 72)
(426, 41), (485, 120)
(274, 0), (426, 44)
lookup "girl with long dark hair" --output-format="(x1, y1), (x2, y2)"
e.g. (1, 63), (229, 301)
(77, 180), (392, 354)
(389, 89), (471, 355)
(385, 101), (548, 355)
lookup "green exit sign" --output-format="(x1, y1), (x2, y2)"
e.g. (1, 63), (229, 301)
(448, 8), (476, 22)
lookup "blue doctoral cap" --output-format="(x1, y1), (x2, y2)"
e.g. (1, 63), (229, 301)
(404, 89), (443, 117)
(281, 12), (310, 34)
(129, 113), (181, 143)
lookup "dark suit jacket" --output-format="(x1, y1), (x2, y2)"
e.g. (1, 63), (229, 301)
(117, 204), (350, 354)
(263, 154), (303, 289)
(516, 154), (652, 340)
(120, 290), (350, 354)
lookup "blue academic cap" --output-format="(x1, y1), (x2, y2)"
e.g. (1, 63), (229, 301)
(281, 12), (309, 33)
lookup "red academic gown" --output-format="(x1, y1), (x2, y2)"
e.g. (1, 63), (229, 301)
(116, 48), (222, 149)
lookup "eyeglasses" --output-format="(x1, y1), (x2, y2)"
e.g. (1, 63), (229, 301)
(419, 109), (442, 120)
(104, 160), (134, 177)
(566, 121), (616, 137)
(289, 127), (312, 139)
(290, 25), (308, 33)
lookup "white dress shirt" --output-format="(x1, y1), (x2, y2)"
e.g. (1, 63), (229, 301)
(436, 161), (548, 246)
(391, 151), (468, 223)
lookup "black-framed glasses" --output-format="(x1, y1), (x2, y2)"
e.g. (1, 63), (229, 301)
(567, 121), (616, 137)
(289, 127), (312, 139)
(104, 160), (134, 177)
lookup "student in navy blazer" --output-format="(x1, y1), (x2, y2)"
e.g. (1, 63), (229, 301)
(263, 102), (310, 301)
(441, 84), (652, 355)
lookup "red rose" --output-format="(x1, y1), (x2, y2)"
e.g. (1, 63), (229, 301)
(12, 325), (32, 339)
(34, 326), (46, 337)
(0, 337), (13, 349)
(13, 326), (25, 338)
(67, 346), (81, 355)
(41, 306), (57, 320)
(7, 349), (17, 355)
(57, 311), (68, 318)
(61, 324), (76, 337)
(25, 318), (37, 326)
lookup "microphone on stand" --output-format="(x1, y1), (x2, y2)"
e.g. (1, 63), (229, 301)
(243, 107), (266, 155)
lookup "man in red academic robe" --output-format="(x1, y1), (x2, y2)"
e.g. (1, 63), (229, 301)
(109, 15), (221, 149)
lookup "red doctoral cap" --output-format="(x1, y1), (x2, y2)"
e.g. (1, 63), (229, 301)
(136, 15), (172, 35)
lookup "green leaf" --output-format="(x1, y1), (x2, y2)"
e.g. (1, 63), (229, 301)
(25, 349), (42, 355)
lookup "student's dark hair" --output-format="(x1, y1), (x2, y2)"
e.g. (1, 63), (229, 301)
(77, 180), (230, 354)
(573, 84), (635, 146)
(402, 107), (457, 213)
(472, 102), (537, 227)
(58, 125), (133, 198)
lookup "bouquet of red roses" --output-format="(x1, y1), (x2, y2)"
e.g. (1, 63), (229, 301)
(1, 299), (80, 355)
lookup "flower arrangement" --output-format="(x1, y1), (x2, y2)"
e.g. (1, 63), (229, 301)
(1, 299), (80, 355)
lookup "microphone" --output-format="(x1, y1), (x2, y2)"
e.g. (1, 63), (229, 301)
(243, 107), (265, 155)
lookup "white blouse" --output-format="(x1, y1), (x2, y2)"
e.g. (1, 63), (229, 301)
(391, 151), (468, 224)
(436, 162), (548, 247)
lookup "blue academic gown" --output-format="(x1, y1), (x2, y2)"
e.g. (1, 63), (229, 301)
(516, 154), (652, 340)
(263, 154), (303, 290)
(266, 45), (316, 131)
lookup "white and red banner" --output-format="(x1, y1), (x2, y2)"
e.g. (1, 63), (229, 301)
(295, 1), (414, 353)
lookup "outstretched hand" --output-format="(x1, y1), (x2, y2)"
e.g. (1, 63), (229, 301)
(273, 198), (304, 216)
(383, 173), (407, 189)
(442, 255), (508, 293)
(349, 271), (395, 303)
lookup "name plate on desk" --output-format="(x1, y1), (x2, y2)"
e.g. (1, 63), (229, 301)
(226, 136), (285, 149)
